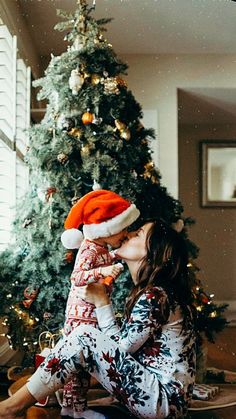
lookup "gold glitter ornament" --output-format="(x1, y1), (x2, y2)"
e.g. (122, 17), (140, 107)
(102, 77), (119, 95)
(69, 128), (82, 138)
(57, 153), (68, 164)
(91, 74), (101, 85)
(116, 76), (127, 88)
(81, 144), (91, 156)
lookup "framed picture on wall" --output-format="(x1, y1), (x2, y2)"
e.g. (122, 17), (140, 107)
(201, 140), (236, 207)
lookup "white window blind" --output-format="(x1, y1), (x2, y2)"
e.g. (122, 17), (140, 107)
(16, 58), (30, 202)
(0, 24), (31, 250)
(0, 24), (16, 140)
(16, 58), (31, 155)
(0, 139), (16, 251)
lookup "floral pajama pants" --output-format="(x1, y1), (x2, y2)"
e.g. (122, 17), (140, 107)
(62, 319), (97, 414)
(27, 325), (185, 419)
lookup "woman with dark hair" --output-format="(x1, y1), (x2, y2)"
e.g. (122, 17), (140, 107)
(0, 220), (196, 419)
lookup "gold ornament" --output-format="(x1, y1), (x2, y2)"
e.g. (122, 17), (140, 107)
(69, 128), (82, 138)
(115, 119), (126, 131)
(102, 77), (120, 95)
(116, 76), (127, 88)
(81, 144), (91, 156)
(120, 129), (131, 141)
(91, 74), (101, 85)
(57, 153), (68, 164)
(144, 161), (154, 171)
(143, 161), (159, 183)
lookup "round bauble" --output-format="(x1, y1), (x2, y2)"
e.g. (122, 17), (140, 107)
(82, 110), (94, 125)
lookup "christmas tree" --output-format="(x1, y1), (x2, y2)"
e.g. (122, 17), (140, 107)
(0, 0), (228, 363)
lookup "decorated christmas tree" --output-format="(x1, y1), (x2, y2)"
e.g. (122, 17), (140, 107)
(0, 0), (228, 363)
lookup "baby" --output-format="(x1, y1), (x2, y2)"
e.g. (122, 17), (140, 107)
(60, 189), (140, 419)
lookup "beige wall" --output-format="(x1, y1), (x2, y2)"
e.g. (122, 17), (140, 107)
(122, 54), (236, 198)
(179, 124), (236, 304)
(122, 54), (236, 313)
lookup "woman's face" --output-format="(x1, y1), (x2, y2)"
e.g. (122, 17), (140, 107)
(116, 222), (153, 262)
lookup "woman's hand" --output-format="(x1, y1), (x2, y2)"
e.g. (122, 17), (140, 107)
(76, 283), (110, 308)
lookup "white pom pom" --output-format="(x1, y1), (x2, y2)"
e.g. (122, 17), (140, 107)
(61, 229), (84, 249)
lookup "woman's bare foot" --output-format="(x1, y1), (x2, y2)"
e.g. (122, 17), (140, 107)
(0, 384), (36, 418)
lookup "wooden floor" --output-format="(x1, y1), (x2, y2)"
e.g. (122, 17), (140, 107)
(1, 394), (236, 418)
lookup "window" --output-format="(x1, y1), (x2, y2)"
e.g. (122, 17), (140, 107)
(0, 24), (31, 251)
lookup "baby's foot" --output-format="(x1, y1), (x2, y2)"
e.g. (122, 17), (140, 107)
(61, 405), (74, 417)
(74, 408), (107, 418)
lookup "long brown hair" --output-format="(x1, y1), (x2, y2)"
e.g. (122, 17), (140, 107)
(125, 219), (193, 328)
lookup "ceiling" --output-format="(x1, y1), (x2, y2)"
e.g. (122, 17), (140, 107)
(17, 0), (236, 57)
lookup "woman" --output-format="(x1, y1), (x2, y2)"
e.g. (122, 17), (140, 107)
(0, 220), (196, 419)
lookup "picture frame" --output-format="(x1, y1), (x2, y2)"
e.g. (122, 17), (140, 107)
(201, 140), (236, 207)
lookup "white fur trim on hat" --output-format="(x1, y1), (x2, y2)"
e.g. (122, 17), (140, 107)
(61, 229), (84, 249)
(83, 204), (140, 239)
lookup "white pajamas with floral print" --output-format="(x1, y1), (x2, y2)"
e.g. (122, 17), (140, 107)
(27, 287), (196, 419)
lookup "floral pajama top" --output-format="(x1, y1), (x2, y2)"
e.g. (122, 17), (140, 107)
(95, 286), (196, 416)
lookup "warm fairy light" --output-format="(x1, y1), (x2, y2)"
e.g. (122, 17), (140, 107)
(196, 287), (200, 291)
(210, 311), (217, 318)
(196, 306), (202, 312)
(28, 319), (34, 326)
(23, 342), (28, 346)
(35, 317), (39, 322)
(207, 301), (211, 305)
(210, 294), (215, 298)
(187, 263), (192, 267)
(7, 294), (12, 298)
(33, 341), (38, 345)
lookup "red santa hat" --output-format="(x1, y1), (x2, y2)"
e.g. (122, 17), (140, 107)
(61, 189), (140, 248)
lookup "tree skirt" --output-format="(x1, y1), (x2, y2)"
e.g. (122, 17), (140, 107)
(190, 384), (236, 411)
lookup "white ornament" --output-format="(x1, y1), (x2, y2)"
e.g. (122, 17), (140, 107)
(69, 69), (84, 95)
(72, 35), (83, 51)
(92, 179), (102, 191)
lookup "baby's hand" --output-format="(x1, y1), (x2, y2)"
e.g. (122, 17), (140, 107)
(100, 263), (123, 278)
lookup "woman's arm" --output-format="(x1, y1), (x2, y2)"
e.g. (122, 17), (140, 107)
(77, 284), (169, 355)
(76, 283), (120, 335)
